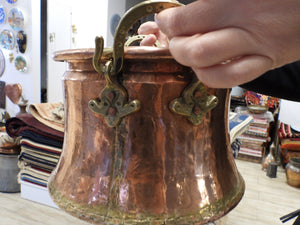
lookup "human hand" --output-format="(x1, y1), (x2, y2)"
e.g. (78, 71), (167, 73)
(138, 20), (169, 47)
(150, 0), (300, 88)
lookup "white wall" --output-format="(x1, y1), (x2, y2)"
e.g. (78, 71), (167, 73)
(64, 0), (109, 48)
(46, 0), (110, 103)
(279, 100), (300, 130)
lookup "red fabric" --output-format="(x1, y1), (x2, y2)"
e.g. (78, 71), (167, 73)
(280, 139), (300, 151)
(5, 114), (64, 141)
(278, 123), (300, 139)
(244, 91), (279, 109)
(281, 149), (300, 164)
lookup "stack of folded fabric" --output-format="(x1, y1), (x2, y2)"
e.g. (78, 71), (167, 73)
(237, 115), (271, 163)
(278, 123), (300, 167)
(5, 102), (64, 188)
(234, 106), (274, 163)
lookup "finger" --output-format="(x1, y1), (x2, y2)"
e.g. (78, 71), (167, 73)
(193, 55), (273, 88)
(168, 28), (260, 68)
(140, 34), (157, 46)
(138, 21), (160, 35)
(156, 0), (233, 38)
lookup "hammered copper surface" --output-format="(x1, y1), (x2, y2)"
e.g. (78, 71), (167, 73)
(48, 47), (245, 225)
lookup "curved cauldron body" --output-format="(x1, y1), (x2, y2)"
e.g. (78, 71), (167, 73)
(48, 47), (244, 225)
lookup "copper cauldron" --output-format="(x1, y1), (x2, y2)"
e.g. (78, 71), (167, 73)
(48, 1), (245, 224)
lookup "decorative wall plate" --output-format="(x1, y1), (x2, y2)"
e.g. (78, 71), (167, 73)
(0, 49), (5, 77)
(14, 55), (27, 72)
(16, 30), (26, 53)
(6, 0), (18, 4)
(0, 29), (15, 50)
(0, 6), (6, 25)
(8, 8), (24, 31)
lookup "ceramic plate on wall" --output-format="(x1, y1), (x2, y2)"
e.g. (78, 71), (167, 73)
(6, 0), (18, 4)
(0, 29), (15, 50)
(0, 6), (6, 25)
(0, 49), (5, 77)
(16, 30), (26, 53)
(8, 8), (24, 31)
(14, 55), (27, 72)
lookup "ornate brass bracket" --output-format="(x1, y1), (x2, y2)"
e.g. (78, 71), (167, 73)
(88, 37), (140, 127)
(169, 81), (218, 125)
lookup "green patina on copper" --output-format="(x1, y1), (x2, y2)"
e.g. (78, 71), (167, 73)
(48, 175), (244, 225)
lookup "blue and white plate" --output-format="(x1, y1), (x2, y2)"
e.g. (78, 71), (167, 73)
(6, 0), (18, 4)
(0, 6), (6, 25)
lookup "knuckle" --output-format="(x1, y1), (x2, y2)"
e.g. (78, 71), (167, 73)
(157, 9), (182, 38)
(189, 35), (209, 67)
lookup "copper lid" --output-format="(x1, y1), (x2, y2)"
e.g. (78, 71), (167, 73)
(52, 47), (191, 74)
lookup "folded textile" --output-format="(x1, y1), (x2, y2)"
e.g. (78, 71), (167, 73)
(29, 102), (64, 132)
(19, 151), (58, 171)
(20, 146), (60, 162)
(19, 164), (51, 179)
(20, 175), (48, 187)
(244, 91), (279, 109)
(238, 134), (268, 144)
(239, 147), (262, 157)
(18, 137), (61, 171)
(278, 123), (300, 139)
(18, 130), (63, 148)
(240, 141), (264, 151)
(250, 118), (269, 128)
(18, 137), (61, 187)
(5, 114), (64, 141)
(281, 149), (300, 165)
(244, 125), (268, 138)
(229, 112), (253, 143)
(280, 138), (300, 151)
(20, 138), (62, 156)
(18, 164), (51, 187)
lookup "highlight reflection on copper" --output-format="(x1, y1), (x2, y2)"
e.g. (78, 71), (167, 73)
(48, 47), (245, 225)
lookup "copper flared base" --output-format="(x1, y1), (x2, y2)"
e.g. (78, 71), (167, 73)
(49, 174), (244, 225)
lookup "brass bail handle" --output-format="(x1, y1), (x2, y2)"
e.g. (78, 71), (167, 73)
(112, 0), (183, 75)
(89, 0), (183, 127)
(125, 35), (162, 47)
